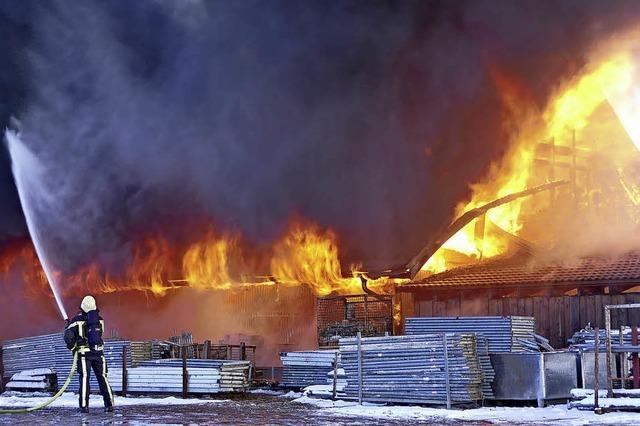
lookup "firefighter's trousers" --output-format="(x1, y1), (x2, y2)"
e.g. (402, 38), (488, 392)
(77, 351), (114, 408)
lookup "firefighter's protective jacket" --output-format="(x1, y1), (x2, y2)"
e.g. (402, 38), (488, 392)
(64, 310), (105, 354)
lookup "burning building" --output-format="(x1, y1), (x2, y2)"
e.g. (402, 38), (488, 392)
(3, 2), (640, 368)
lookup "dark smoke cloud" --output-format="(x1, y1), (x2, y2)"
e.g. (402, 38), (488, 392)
(2, 0), (640, 277)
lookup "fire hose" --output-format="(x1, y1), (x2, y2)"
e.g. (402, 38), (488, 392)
(0, 351), (78, 414)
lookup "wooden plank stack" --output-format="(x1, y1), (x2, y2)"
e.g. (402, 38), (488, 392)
(130, 341), (152, 367)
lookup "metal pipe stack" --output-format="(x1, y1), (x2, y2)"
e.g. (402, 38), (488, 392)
(338, 334), (484, 405)
(109, 366), (221, 394)
(1, 333), (132, 393)
(280, 349), (340, 388)
(279, 350), (339, 389)
(405, 316), (536, 352)
(5, 368), (57, 392)
(475, 335), (494, 399)
(569, 326), (633, 348)
(109, 359), (251, 394)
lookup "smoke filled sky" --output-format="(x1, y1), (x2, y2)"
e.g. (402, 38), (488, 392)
(1, 0), (640, 274)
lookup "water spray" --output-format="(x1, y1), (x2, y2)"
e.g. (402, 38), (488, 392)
(5, 130), (69, 320)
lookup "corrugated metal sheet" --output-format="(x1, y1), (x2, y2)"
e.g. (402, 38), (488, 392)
(405, 316), (536, 353)
(1, 333), (131, 394)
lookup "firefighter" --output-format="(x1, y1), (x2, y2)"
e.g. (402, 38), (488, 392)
(63, 295), (114, 413)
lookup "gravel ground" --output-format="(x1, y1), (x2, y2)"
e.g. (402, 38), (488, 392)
(0, 394), (478, 425)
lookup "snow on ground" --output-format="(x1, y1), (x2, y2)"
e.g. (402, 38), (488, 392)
(572, 395), (640, 409)
(293, 396), (640, 425)
(0, 391), (226, 408)
(571, 388), (640, 398)
(248, 388), (288, 396)
(281, 390), (303, 399)
(249, 388), (303, 398)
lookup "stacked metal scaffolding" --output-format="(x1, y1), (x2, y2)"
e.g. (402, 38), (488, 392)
(1, 333), (131, 393)
(339, 334), (483, 405)
(279, 350), (339, 389)
(5, 368), (57, 392)
(405, 316), (536, 352)
(569, 326), (633, 349)
(475, 335), (494, 399)
(109, 359), (251, 394)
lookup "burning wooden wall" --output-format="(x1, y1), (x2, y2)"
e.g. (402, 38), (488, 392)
(398, 251), (640, 348)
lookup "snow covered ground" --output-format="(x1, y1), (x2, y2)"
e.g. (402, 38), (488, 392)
(293, 394), (640, 425)
(0, 391), (225, 408)
(2, 390), (640, 424)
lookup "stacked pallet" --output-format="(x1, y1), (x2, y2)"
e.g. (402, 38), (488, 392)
(279, 350), (339, 389)
(219, 361), (252, 392)
(150, 340), (165, 359)
(1, 333), (131, 393)
(109, 359), (250, 394)
(130, 341), (153, 367)
(5, 368), (57, 392)
(339, 334), (483, 405)
(405, 316), (536, 352)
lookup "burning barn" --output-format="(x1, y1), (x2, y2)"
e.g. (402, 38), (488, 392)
(396, 252), (640, 348)
(3, 2), (640, 410)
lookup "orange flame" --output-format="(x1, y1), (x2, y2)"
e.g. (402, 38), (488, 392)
(422, 45), (640, 274)
(0, 220), (383, 299)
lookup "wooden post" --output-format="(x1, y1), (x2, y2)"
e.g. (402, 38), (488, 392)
(605, 308), (613, 397)
(332, 351), (339, 400)
(364, 295), (368, 333)
(357, 331), (363, 405)
(620, 326), (626, 389)
(572, 128), (577, 204)
(0, 345), (5, 394)
(240, 342), (246, 361)
(443, 334), (451, 409)
(550, 137), (556, 204)
(203, 340), (211, 360)
(121, 345), (128, 396)
(633, 327), (639, 389)
(594, 328), (600, 413)
(182, 348), (188, 399)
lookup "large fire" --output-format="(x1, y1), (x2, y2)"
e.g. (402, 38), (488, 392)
(2, 35), (640, 301)
(422, 39), (640, 274)
(0, 219), (379, 300)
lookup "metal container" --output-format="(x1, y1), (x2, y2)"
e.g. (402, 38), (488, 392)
(490, 352), (577, 406)
(578, 351), (615, 389)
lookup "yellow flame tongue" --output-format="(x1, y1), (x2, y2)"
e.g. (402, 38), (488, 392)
(603, 54), (640, 151)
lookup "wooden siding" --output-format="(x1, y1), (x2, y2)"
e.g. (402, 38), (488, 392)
(399, 292), (640, 348)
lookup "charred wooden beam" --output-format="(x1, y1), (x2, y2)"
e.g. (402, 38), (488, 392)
(364, 180), (569, 280)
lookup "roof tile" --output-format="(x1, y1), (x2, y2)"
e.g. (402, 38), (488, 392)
(403, 252), (640, 288)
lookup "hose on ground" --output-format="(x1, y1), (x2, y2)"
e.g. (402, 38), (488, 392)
(0, 351), (78, 414)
